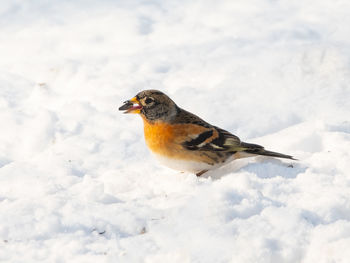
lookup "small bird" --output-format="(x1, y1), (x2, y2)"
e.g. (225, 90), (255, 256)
(119, 90), (295, 176)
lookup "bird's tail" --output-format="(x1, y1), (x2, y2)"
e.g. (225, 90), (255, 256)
(240, 142), (296, 160)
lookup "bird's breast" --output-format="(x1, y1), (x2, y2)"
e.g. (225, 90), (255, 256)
(142, 118), (177, 155)
(142, 117), (210, 155)
(141, 117), (228, 172)
(141, 118), (216, 173)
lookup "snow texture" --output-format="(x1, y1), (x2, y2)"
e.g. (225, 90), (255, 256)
(0, 0), (350, 262)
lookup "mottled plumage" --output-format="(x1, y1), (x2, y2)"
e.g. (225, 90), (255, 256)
(119, 89), (295, 176)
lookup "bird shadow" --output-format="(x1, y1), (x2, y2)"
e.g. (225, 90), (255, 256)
(202, 157), (305, 180)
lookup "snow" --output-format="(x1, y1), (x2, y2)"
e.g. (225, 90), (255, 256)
(0, 0), (350, 262)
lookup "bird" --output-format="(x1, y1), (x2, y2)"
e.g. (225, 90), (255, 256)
(119, 90), (296, 176)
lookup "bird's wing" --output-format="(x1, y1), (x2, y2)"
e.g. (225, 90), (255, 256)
(172, 109), (244, 152)
(182, 125), (244, 152)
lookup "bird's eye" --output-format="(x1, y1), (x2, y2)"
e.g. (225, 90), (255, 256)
(145, 97), (154, 104)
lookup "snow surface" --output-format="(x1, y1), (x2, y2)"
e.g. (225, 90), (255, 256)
(1, 0), (350, 262)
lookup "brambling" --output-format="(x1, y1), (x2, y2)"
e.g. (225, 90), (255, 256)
(119, 90), (295, 176)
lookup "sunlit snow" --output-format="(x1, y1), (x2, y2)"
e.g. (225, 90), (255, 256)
(0, 0), (350, 262)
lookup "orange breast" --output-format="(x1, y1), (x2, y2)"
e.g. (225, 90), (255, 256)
(143, 119), (174, 153)
(141, 117), (208, 160)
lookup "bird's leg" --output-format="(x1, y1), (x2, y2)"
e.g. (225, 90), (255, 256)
(196, 170), (208, 177)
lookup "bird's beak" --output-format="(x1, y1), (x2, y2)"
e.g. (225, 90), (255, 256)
(119, 96), (142, 114)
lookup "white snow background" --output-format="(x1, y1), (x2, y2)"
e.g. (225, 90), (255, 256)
(1, 0), (350, 262)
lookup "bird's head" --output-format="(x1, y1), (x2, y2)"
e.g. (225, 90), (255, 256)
(119, 90), (179, 122)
